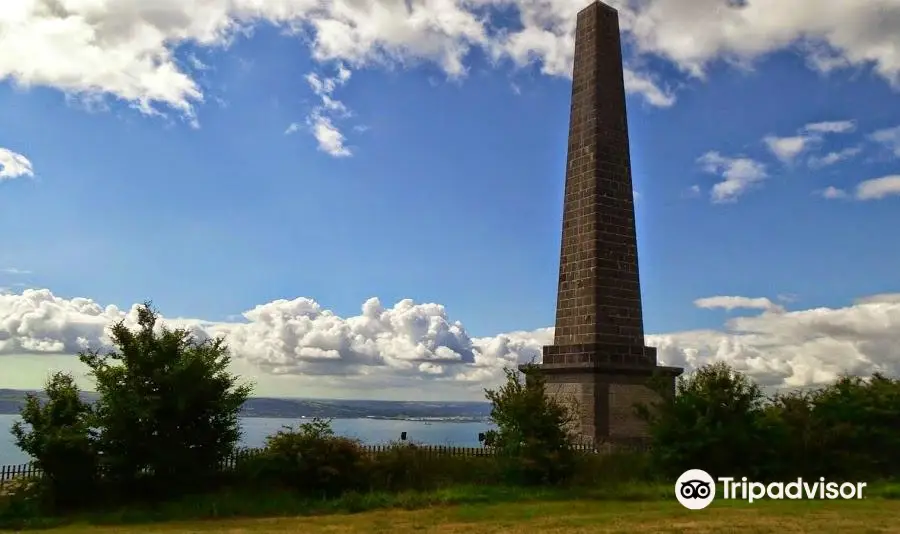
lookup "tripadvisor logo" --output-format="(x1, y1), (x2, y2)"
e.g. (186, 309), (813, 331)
(675, 469), (716, 510)
(675, 469), (868, 510)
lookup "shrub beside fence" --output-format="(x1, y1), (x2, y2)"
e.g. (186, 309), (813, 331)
(1, 441), (642, 489)
(0, 463), (41, 493)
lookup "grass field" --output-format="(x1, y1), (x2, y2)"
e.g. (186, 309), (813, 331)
(32, 499), (900, 534)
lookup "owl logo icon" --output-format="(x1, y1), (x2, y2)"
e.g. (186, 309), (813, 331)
(675, 469), (716, 510)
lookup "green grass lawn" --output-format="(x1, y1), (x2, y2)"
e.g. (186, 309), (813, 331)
(6, 483), (900, 533)
(35, 498), (900, 533)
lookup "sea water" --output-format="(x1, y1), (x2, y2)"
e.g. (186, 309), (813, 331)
(0, 413), (492, 465)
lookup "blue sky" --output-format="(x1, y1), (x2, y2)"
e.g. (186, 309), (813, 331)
(1, 0), (899, 399)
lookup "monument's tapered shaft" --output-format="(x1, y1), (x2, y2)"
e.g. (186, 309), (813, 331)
(533, 1), (682, 446)
(549, 1), (648, 361)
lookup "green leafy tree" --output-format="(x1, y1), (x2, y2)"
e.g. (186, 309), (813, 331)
(78, 302), (252, 493)
(483, 363), (577, 485)
(10, 372), (98, 508)
(637, 361), (771, 479)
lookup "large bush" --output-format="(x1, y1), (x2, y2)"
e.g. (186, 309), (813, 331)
(642, 362), (900, 482)
(763, 375), (900, 481)
(78, 303), (252, 494)
(10, 372), (98, 509)
(638, 361), (773, 479)
(757, 388), (823, 478)
(258, 418), (370, 496)
(483, 364), (577, 485)
(805, 374), (900, 479)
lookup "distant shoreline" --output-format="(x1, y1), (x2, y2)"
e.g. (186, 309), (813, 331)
(0, 413), (491, 423)
(276, 415), (490, 422)
(0, 414), (493, 466)
(0, 389), (493, 421)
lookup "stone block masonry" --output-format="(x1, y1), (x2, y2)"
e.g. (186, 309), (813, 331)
(527, 1), (682, 446)
(550, 0), (644, 354)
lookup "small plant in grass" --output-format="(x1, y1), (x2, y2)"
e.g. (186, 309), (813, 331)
(367, 442), (500, 491)
(368, 442), (430, 491)
(569, 450), (657, 487)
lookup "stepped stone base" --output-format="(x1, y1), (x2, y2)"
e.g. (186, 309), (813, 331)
(525, 344), (681, 445)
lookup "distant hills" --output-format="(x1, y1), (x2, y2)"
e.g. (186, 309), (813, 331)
(0, 389), (492, 422)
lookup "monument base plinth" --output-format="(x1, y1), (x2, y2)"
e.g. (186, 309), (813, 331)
(521, 345), (682, 446)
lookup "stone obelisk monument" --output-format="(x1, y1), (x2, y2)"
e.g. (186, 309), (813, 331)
(532, 1), (682, 445)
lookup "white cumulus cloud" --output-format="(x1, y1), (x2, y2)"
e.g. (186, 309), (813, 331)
(855, 175), (900, 200)
(622, 68), (675, 108)
(3, 0), (900, 128)
(697, 151), (767, 203)
(802, 120), (856, 134)
(0, 148), (34, 180)
(808, 146), (862, 168)
(694, 295), (784, 313)
(763, 135), (810, 163)
(0, 289), (530, 389)
(819, 176), (900, 201)
(764, 119), (858, 165)
(624, 0), (900, 87)
(298, 64), (354, 157)
(855, 293), (900, 305)
(307, 113), (352, 158)
(818, 185), (848, 199)
(3, 288), (900, 396)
